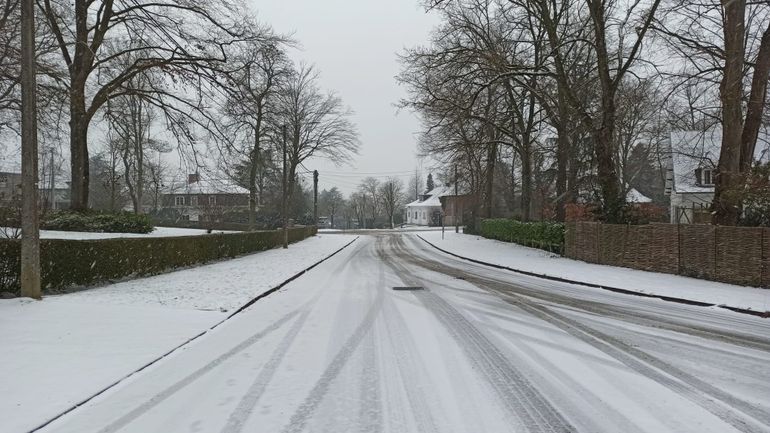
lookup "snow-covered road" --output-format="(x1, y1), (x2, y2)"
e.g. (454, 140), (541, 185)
(39, 234), (770, 433)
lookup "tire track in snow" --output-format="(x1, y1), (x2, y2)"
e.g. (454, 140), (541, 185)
(279, 277), (384, 433)
(379, 295), (442, 433)
(221, 309), (312, 433)
(356, 255), (386, 433)
(97, 308), (304, 433)
(382, 236), (574, 433)
(395, 236), (770, 433)
(503, 293), (770, 433)
(408, 235), (770, 352)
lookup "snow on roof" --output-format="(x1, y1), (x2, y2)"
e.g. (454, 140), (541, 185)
(169, 178), (248, 195)
(406, 185), (453, 208)
(626, 188), (652, 203)
(668, 128), (770, 194)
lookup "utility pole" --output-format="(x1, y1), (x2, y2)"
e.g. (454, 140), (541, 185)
(281, 125), (288, 249)
(20, 0), (41, 299)
(313, 170), (319, 225)
(455, 164), (459, 233)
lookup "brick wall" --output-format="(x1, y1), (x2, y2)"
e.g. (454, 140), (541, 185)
(565, 222), (769, 288)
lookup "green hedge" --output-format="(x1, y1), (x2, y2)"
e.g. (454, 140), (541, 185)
(43, 211), (154, 234)
(480, 219), (565, 254)
(0, 226), (317, 295)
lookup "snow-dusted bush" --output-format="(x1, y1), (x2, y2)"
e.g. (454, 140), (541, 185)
(480, 219), (565, 254)
(0, 226), (317, 295)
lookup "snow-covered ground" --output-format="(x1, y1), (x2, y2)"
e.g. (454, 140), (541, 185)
(34, 235), (770, 433)
(1, 226), (236, 239)
(0, 234), (357, 433)
(418, 231), (770, 313)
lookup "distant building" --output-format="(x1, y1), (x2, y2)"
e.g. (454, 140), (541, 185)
(439, 194), (475, 227)
(405, 187), (445, 226)
(665, 129), (770, 224)
(0, 172), (21, 205)
(0, 171), (69, 210)
(161, 173), (249, 222)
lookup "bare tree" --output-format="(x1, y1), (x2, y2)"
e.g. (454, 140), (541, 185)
(278, 64), (359, 234)
(359, 176), (380, 228)
(654, 1), (770, 225)
(319, 186), (344, 228)
(218, 36), (291, 229)
(37, 0), (257, 210)
(379, 177), (404, 229)
(103, 73), (162, 214)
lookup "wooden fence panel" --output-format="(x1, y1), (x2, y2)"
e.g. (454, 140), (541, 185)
(715, 227), (764, 286)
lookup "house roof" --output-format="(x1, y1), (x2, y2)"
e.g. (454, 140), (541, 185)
(406, 186), (454, 208)
(668, 129), (770, 194)
(626, 188), (652, 203)
(169, 178), (248, 195)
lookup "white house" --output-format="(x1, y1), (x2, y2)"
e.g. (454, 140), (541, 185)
(405, 186), (451, 226)
(666, 129), (770, 224)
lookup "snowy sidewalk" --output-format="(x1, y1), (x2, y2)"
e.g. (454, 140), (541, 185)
(0, 234), (357, 433)
(418, 231), (770, 314)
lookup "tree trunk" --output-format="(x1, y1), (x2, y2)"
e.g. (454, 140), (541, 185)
(484, 143), (497, 218)
(69, 92), (90, 211)
(713, 0), (747, 225)
(740, 22), (770, 172)
(248, 146), (258, 231)
(123, 142), (138, 213)
(135, 102), (145, 213)
(520, 145), (532, 222)
(594, 125), (623, 222)
(554, 84), (570, 222)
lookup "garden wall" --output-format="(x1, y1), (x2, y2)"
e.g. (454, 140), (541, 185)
(0, 226), (317, 295)
(565, 222), (770, 288)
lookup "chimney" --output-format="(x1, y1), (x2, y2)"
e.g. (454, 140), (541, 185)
(187, 173), (200, 184)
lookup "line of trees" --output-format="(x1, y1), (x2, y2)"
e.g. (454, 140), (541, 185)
(399, 0), (770, 226)
(318, 176), (411, 230)
(0, 0), (359, 229)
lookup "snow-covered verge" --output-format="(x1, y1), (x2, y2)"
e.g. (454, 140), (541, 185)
(418, 231), (770, 313)
(58, 234), (357, 311)
(0, 234), (357, 433)
(0, 226), (236, 239)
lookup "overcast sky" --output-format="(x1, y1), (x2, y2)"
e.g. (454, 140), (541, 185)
(249, 0), (440, 194)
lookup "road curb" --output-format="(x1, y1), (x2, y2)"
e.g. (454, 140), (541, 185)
(416, 234), (769, 319)
(29, 236), (360, 433)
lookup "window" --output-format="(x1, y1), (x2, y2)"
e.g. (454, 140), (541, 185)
(175, 196), (185, 206)
(209, 196), (217, 205)
(0, 175), (7, 188)
(696, 167), (715, 186)
(190, 196), (198, 206)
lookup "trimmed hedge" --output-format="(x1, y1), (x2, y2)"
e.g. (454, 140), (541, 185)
(480, 219), (565, 254)
(0, 226), (317, 295)
(43, 211), (154, 234)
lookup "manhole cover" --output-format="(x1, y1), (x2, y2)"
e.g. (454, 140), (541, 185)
(392, 286), (424, 291)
